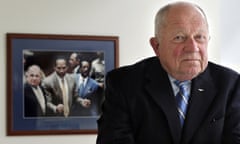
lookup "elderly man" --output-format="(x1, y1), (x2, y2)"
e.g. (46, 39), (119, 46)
(97, 1), (240, 144)
(24, 65), (48, 117)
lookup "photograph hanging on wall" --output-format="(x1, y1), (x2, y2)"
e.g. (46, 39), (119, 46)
(6, 33), (119, 135)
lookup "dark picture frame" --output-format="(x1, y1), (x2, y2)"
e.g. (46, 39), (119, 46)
(6, 33), (119, 135)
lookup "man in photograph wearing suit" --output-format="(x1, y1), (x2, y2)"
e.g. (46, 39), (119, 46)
(42, 57), (90, 117)
(72, 60), (100, 116)
(24, 65), (48, 117)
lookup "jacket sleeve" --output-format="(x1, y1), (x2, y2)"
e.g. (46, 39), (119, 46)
(96, 71), (135, 144)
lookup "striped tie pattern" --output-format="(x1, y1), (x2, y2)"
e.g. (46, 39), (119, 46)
(174, 80), (190, 127)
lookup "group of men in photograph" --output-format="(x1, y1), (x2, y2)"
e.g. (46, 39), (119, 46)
(24, 52), (104, 118)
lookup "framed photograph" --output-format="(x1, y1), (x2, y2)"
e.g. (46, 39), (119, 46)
(6, 33), (119, 135)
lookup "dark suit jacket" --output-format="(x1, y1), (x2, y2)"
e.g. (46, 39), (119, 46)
(97, 57), (240, 144)
(24, 83), (48, 117)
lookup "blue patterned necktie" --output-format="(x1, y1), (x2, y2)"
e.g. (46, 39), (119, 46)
(174, 80), (190, 127)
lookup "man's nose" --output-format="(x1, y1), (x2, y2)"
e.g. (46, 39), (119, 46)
(60, 69), (65, 73)
(184, 38), (199, 52)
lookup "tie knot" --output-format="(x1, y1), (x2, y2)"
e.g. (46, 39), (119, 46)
(174, 80), (188, 88)
(174, 80), (190, 96)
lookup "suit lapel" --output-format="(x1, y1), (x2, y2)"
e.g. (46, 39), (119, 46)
(28, 85), (41, 106)
(144, 59), (182, 144)
(181, 68), (216, 143)
(65, 75), (72, 96)
(39, 86), (47, 105)
(53, 73), (64, 101)
(26, 84), (44, 114)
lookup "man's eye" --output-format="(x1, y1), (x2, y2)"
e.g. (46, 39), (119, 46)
(173, 35), (185, 43)
(195, 35), (207, 43)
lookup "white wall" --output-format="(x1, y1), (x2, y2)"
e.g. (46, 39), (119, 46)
(219, 0), (240, 72)
(0, 0), (235, 144)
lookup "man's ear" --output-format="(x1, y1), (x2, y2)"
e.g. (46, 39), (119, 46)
(150, 37), (160, 56)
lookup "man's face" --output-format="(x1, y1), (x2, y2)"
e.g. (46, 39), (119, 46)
(26, 67), (41, 86)
(151, 4), (209, 81)
(55, 59), (68, 78)
(69, 53), (79, 68)
(80, 61), (90, 78)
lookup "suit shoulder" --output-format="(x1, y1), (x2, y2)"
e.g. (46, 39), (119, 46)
(43, 72), (54, 81)
(89, 77), (98, 83)
(24, 83), (31, 89)
(206, 62), (240, 86)
(65, 73), (75, 80)
(106, 56), (158, 80)
(42, 73), (57, 87)
(208, 62), (239, 77)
